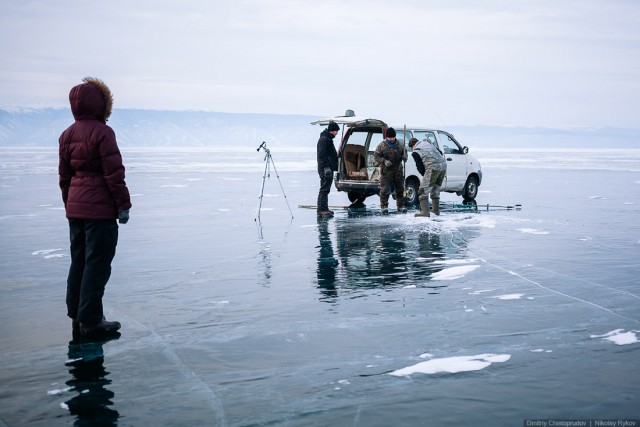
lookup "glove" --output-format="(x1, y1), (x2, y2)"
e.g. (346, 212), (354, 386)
(384, 160), (393, 167)
(118, 209), (130, 224)
(324, 167), (332, 178)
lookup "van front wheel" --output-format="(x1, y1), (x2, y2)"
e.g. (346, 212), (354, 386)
(463, 176), (479, 200)
(405, 179), (419, 207)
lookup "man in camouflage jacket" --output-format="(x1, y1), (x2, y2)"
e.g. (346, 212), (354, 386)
(373, 128), (407, 213)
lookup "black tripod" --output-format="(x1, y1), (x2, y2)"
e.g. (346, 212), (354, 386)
(255, 141), (294, 223)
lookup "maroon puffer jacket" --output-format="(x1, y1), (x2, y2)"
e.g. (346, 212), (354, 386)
(59, 77), (132, 220)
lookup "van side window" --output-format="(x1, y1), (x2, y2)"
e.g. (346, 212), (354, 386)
(414, 131), (437, 146)
(438, 131), (462, 154)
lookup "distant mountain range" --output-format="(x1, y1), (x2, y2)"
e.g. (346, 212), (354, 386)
(1, 108), (638, 148)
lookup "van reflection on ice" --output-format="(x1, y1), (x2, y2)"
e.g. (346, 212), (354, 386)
(315, 213), (478, 300)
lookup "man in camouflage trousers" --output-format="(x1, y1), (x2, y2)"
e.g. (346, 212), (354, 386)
(374, 128), (407, 213)
(408, 136), (447, 217)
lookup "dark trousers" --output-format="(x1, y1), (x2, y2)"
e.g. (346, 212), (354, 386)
(66, 219), (118, 324)
(317, 172), (332, 212)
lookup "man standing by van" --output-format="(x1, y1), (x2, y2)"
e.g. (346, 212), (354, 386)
(317, 121), (340, 217)
(409, 137), (447, 217)
(374, 128), (407, 214)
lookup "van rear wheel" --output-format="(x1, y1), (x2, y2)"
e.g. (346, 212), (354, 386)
(347, 191), (367, 205)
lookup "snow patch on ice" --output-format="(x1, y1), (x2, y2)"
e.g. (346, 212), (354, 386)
(494, 293), (525, 300)
(402, 285), (417, 289)
(333, 379), (351, 390)
(469, 216), (496, 229)
(530, 349), (553, 353)
(33, 248), (65, 258)
(382, 213), (497, 232)
(433, 258), (480, 265)
(47, 387), (72, 395)
(591, 329), (638, 345)
(589, 195), (606, 200)
(32, 248), (62, 256)
(431, 265), (480, 280)
(469, 289), (494, 295)
(517, 228), (549, 235)
(389, 353), (511, 377)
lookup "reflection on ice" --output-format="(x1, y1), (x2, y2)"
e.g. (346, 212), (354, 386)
(314, 210), (485, 300)
(62, 335), (120, 426)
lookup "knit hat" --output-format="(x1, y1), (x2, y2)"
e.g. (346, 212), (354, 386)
(328, 122), (340, 132)
(386, 128), (396, 138)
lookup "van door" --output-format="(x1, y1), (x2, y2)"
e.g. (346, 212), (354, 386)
(437, 131), (467, 191)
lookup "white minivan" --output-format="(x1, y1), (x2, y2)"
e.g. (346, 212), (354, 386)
(312, 114), (482, 206)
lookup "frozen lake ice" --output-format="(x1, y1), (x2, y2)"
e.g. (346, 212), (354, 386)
(1, 146), (639, 426)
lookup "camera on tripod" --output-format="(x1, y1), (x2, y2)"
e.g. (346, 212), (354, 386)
(255, 141), (293, 224)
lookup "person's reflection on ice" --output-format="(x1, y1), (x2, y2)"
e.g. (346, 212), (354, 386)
(316, 217), (339, 301)
(64, 333), (120, 426)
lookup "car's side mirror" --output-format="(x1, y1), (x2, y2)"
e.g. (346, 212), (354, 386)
(463, 146), (469, 154)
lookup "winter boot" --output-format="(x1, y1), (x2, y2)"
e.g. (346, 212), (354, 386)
(415, 195), (430, 217)
(431, 197), (440, 216)
(80, 318), (121, 337)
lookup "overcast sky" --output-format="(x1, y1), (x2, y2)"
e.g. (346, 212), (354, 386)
(1, 0), (639, 128)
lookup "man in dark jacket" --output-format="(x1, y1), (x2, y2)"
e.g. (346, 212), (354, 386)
(316, 121), (339, 217)
(59, 77), (132, 338)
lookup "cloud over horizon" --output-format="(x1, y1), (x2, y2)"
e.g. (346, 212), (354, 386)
(1, 0), (639, 128)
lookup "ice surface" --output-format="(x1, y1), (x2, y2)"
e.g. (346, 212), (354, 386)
(1, 147), (640, 426)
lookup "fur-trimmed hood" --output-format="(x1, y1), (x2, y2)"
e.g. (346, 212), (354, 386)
(69, 77), (114, 122)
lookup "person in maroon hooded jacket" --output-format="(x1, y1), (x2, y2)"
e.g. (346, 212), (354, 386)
(59, 77), (132, 338)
